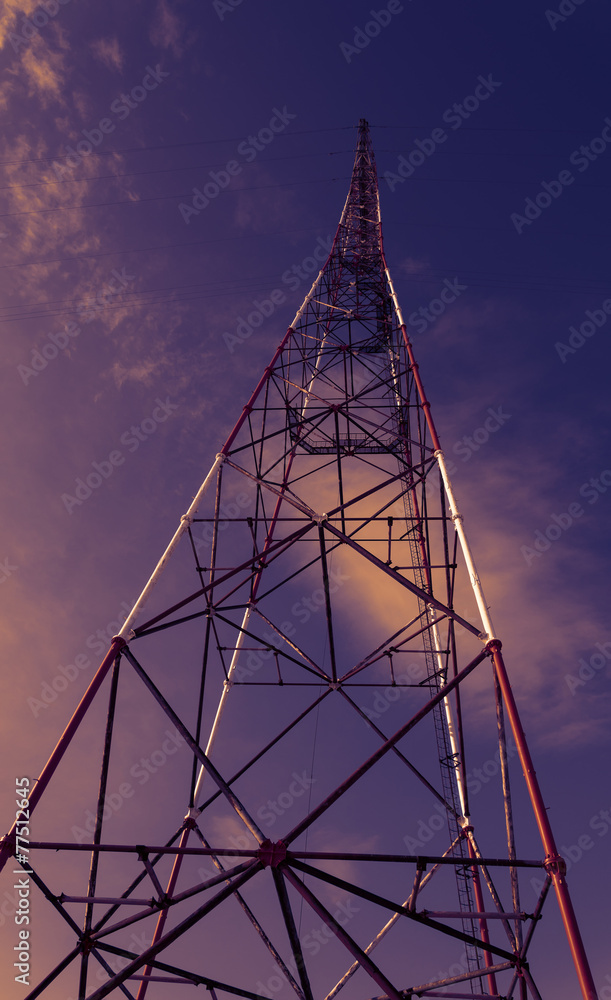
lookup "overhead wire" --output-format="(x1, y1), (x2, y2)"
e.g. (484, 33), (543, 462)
(3, 212), (611, 277)
(2, 263), (610, 328)
(0, 145), (596, 198)
(5, 171), (611, 224)
(0, 126), (356, 168)
(0, 119), (599, 168)
(0, 149), (352, 194)
(0, 175), (351, 221)
(2, 126), (610, 296)
(0, 118), (600, 173)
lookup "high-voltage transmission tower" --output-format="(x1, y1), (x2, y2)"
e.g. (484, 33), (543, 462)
(1, 121), (598, 1000)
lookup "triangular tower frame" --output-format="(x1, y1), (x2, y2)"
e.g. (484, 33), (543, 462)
(1, 120), (597, 1000)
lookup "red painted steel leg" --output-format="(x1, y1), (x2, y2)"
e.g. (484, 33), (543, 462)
(490, 642), (598, 1000)
(136, 824), (192, 1000)
(0, 637), (125, 874)
(467, 835), (499, 996)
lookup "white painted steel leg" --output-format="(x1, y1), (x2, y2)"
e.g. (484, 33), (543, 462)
(191, 605), (253, 809)
(386, 266), (497, 643)
(385, 267), (407, 330)
(290, 270), (324, 328)
(384, 271), (470, 818)
(430, 613), (468, 820)
(434, 451), (497, 642)
(118, 453), (224, 642)
(386, 335), (468, 819)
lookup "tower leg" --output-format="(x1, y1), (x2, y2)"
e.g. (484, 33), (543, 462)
(490, 642), (598, 1000)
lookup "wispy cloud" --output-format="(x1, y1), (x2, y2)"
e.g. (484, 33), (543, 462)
(0, 0), (41, 50)
(21, 41), (67, 104)
(149, 0), (189, 58)
(90, 36), (124, 73)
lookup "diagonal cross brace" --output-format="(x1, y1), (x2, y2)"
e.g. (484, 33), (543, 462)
(122, 646), (266, 845)
(283, 646), (489, 846)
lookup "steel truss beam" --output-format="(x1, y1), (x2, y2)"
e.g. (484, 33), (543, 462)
(3, 119), (597, 1000)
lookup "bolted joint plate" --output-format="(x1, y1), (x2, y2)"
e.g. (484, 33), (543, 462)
(257, 839), (288, 868)
(544, 853), (568, 878)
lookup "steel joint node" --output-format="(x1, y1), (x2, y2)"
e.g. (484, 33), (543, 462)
(544, 853), (568, 878)
(257, 839), (287, 869)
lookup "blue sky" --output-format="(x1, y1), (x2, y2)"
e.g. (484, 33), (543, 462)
(1, 1), (610, 997)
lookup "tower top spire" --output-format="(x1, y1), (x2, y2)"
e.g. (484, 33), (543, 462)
(332, 118), (384, 269)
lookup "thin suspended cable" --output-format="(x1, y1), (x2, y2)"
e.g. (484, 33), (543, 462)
(0, 175), (349, 221)
(0, 150), (352, 194)
(0, 126), (356, 168)
(0, 225), (330, 270)
(4, 217), (611, 276)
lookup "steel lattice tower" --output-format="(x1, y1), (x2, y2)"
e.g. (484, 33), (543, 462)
(1, 120), (598, 1000)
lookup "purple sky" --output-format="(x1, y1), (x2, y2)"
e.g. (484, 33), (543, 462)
(1, 1), (610, 998)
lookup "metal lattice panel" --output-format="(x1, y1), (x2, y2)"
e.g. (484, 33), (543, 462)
(0, 120), (597, 1000)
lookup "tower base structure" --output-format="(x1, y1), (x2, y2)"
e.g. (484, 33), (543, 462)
(1, 120), (597, 1000)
